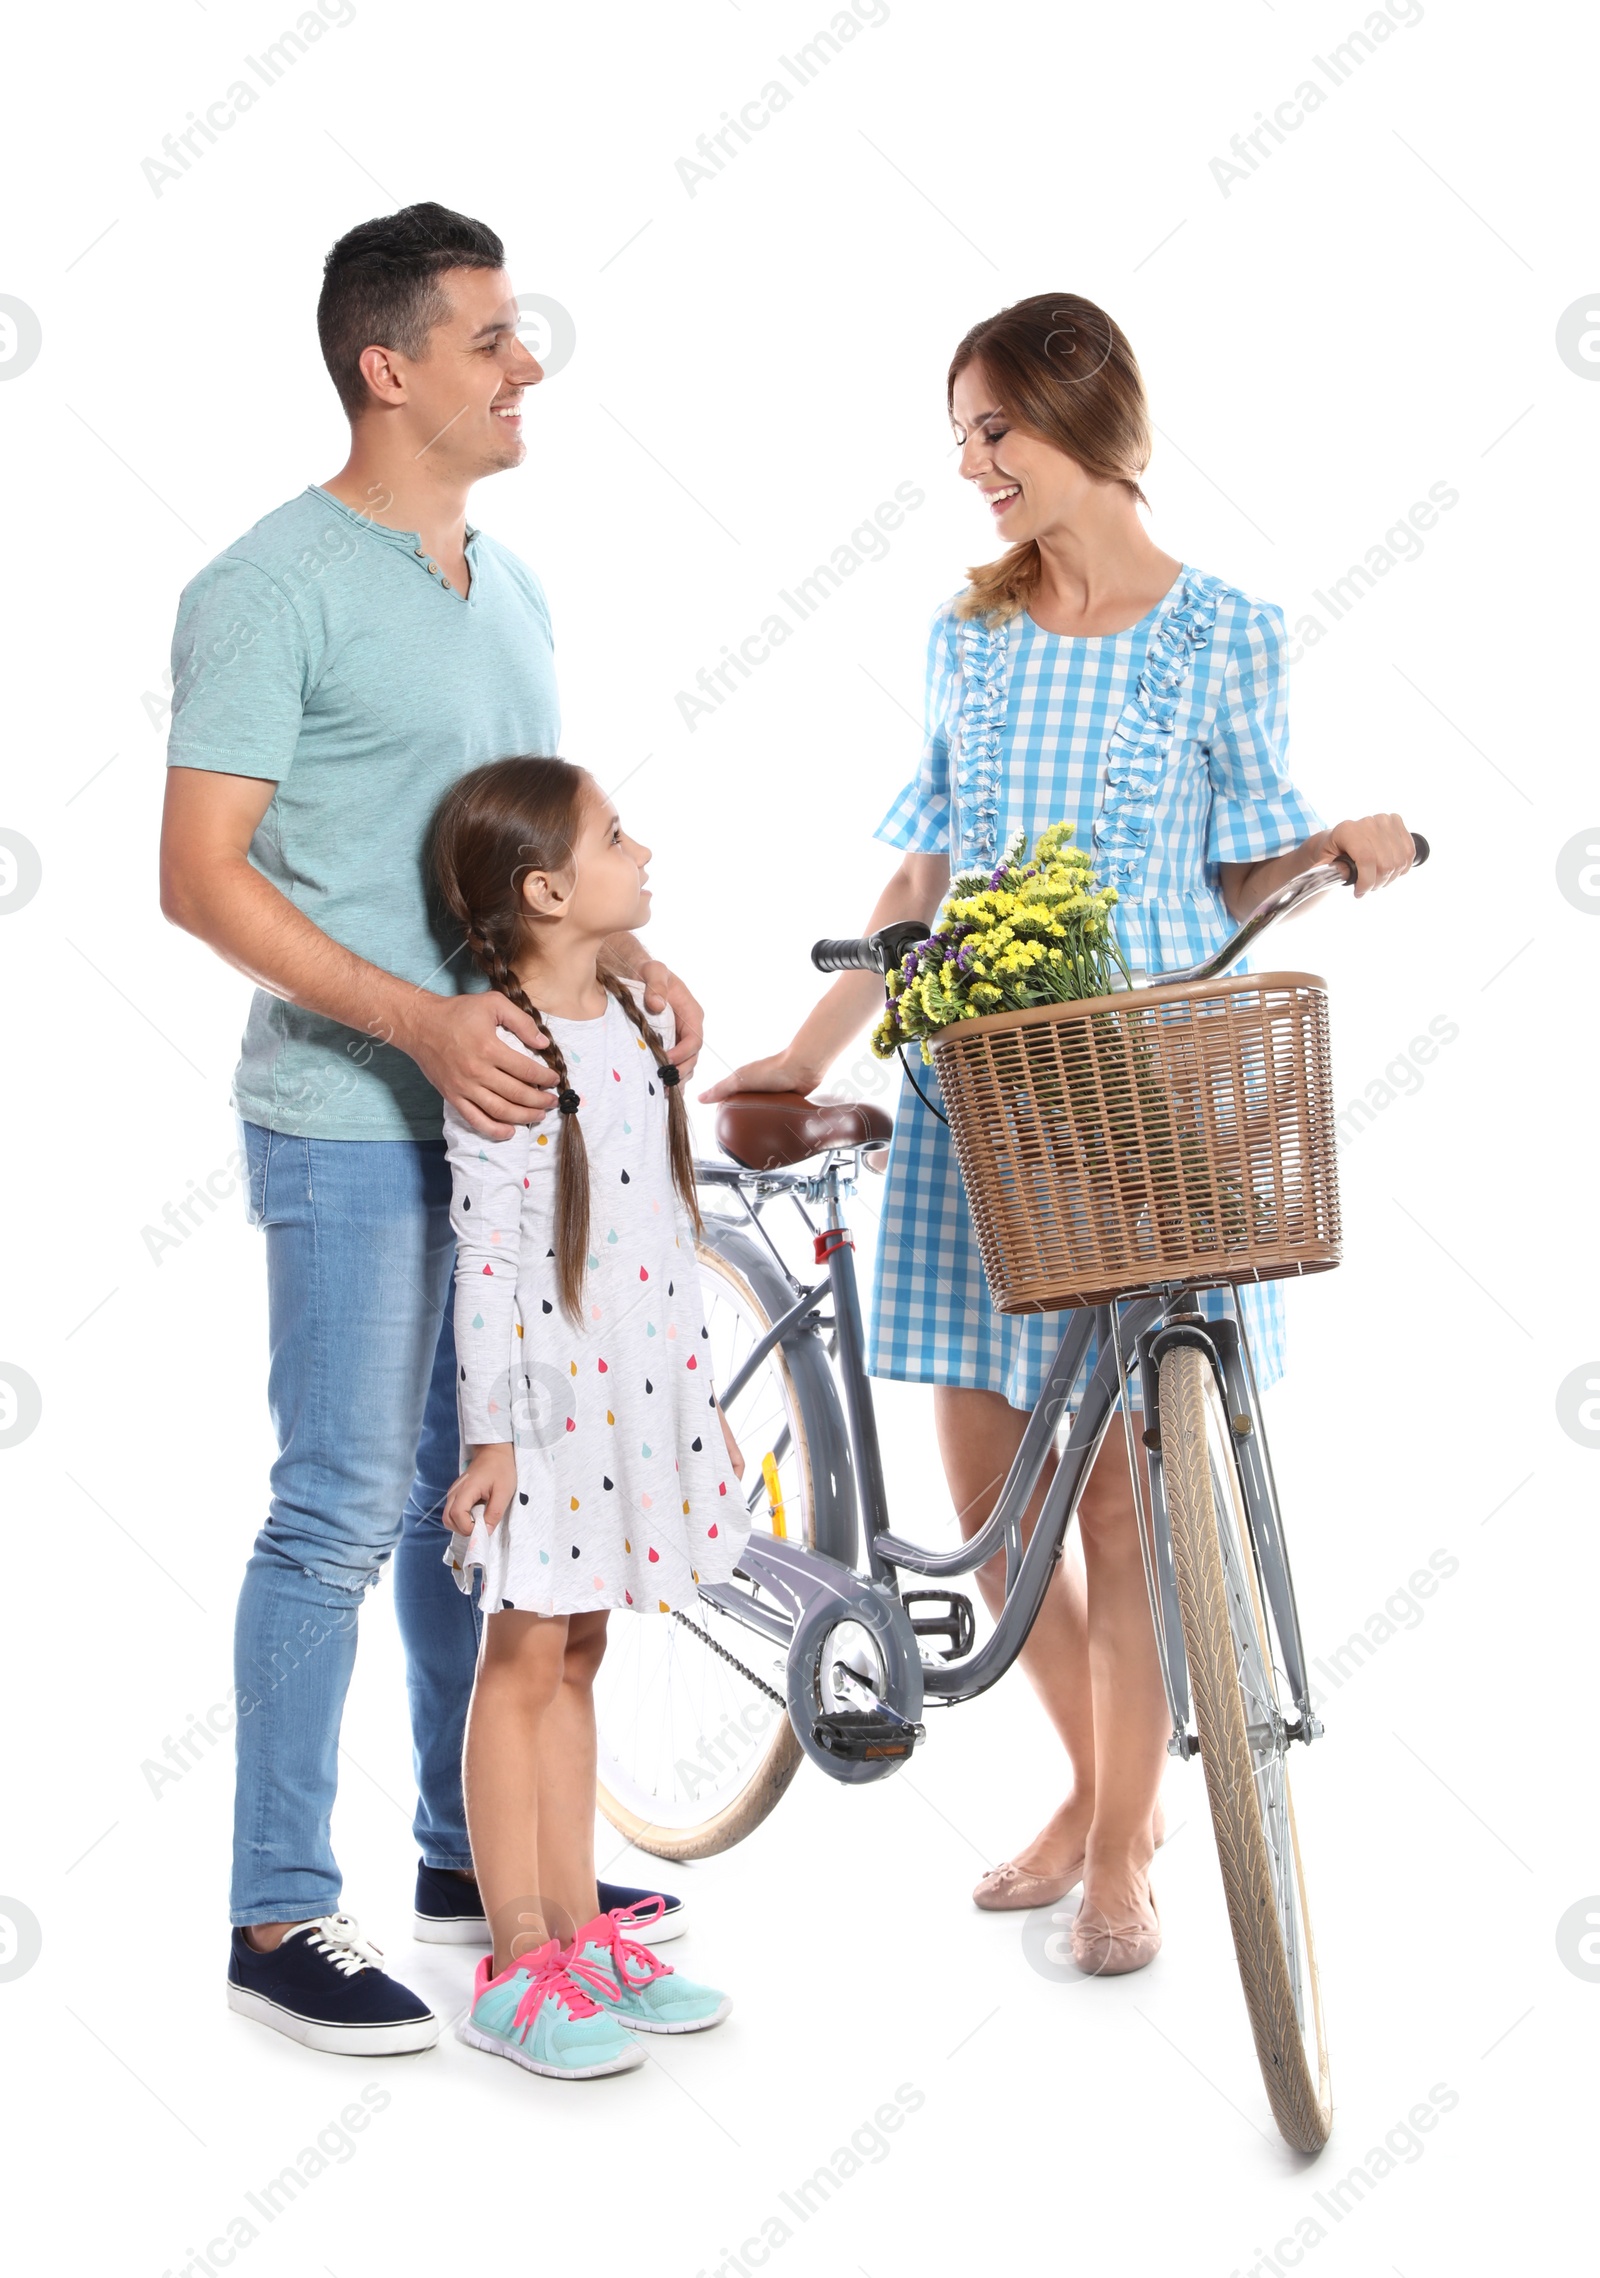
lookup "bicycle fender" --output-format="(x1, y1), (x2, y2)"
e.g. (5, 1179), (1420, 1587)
(1148, 1320), (1221, 1371)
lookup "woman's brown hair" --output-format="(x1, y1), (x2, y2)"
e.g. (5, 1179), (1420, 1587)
(948, 293), (1152, 623)
(430, 756), (702, 1322)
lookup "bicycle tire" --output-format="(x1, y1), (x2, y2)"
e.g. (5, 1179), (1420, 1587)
(594, 1225), (848, 1861)
(1158, 1343), (1333, 2153)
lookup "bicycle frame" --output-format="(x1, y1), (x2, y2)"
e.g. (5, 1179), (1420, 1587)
(695, 1147), (1320, 1755)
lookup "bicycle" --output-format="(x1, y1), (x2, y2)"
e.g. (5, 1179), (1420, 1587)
(593, 838), (1428, 2152)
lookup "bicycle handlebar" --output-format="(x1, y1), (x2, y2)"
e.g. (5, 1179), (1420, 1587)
(810, 834), (1429, 981)
(811, 925), (925, 975)
(1160, 829), (1429, 984)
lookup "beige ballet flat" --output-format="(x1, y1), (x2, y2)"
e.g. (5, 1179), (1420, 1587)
(974, 1813), (1168, 1915)
(972, 1855), (1087, 1912)
(1071, 1885), (1161, 1976)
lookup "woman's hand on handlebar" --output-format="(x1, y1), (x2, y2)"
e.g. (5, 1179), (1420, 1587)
(1320, 812), (1418, 898)
(1222, 813), (1417, 918)
(699, 1048), (822, 1104)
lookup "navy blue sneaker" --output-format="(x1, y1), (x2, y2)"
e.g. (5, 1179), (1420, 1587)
(413, 1860), (687, 1947)
(413, 1860), (490, 1946)
(228, 1915), (439, 2054)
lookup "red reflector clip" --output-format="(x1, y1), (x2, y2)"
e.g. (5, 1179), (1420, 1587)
(813, 1229), (856, 1264)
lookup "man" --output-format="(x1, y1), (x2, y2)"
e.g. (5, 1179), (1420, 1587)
(160, 204), (698, 2053)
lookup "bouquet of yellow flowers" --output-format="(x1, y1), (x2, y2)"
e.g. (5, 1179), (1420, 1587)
(871, 822), (1130, 1064)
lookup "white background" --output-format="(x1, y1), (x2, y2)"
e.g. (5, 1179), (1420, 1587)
(0, 0), (1595, 2271)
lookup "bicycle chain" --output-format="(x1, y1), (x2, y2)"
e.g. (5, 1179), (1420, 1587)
(671, 1607), (788, 1709)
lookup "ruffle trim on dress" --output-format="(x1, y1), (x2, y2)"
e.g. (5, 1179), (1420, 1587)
(1093, 569), (1224, 902)
(953, 612), (1011, 870)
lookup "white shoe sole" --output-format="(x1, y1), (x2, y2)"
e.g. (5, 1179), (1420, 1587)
(457, 2015), (644, 2078)
(616, 1995), (732, 2035)
(227, 1981), (439, 2055)
(414, 1904), (688, 1948)
(413, 1912), (490, 1946)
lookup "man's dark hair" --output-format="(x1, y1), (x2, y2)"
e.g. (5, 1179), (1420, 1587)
(317, 202), (505, 418)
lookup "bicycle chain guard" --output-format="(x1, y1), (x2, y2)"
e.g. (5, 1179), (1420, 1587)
(732, 1536), (926, 1786)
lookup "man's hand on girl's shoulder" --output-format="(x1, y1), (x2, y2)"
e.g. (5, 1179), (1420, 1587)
(637, 959), (704, 1076)
(402, 990), (559, 1138)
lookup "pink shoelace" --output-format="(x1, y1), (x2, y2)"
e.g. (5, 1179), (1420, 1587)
(507, 1940), (616, 2038)
(590, 1899), (672, 1995)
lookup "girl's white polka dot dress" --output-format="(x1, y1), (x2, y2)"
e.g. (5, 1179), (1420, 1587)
(442, 985), (749, 1617)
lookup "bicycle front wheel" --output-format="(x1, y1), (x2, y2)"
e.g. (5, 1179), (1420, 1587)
(1158, 1341), (1333, 2153)
(594, 1222), (845, 1861)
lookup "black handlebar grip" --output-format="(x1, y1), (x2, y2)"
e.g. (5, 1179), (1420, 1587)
(811, 937), (883, 974)
(812, 919), (934, 977)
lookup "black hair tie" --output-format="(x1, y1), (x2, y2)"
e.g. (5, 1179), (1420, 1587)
(557, 1088), (581, 1116)
(656, 1063), (680, 1088)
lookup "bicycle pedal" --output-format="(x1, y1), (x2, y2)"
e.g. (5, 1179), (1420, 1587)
(900, 1589), (975, 1661)
(811, 1710), (925, 1764)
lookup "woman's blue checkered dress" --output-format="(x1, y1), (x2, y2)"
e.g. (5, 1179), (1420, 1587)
(866, 566), (1324, 1410)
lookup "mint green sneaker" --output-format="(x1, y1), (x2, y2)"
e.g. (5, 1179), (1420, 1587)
(457, 1939), (644, 2078)
(573, 1900), (732, 2034)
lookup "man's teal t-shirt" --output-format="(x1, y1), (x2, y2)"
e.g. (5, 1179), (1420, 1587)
(166, 486), (560, 1141)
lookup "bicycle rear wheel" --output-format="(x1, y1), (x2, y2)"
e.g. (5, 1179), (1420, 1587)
(1158, 1341), (1333, 2152)
(594, 1224), (843, 1860)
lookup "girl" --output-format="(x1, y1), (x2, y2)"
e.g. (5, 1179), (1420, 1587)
(704, 294), (1415, 1975)
(432, 755), (747, 2079)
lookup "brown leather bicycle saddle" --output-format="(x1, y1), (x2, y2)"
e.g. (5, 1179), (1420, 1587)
(714, 1092), (893, 1171)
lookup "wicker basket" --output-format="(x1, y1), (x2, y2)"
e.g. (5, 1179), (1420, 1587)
(928, 971), (1342, 1314)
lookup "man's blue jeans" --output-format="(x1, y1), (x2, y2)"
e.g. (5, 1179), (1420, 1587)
(232, 1122), (480, 1925)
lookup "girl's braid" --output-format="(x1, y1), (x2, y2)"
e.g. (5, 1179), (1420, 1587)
(463, 919), (570, 1080)
(461, 916), (591, 1318)
(605, 976), (703, 1237)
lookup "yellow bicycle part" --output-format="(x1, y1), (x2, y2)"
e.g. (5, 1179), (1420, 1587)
(761, 1451), (787, 1539)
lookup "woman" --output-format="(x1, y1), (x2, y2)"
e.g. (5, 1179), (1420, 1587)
(702, 295), (1414, 1973)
